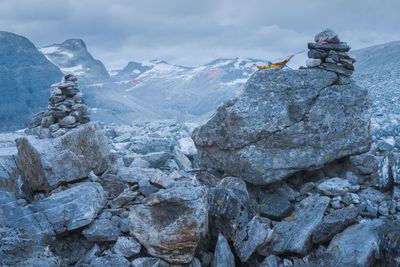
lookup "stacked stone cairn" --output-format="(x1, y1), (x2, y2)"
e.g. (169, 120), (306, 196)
(306, 29), (356, 76)
(27, 74), (90, 138)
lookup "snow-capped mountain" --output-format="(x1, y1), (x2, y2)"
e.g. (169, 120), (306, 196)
(40, 39), (110, 82)
(0, 31), (63, 132)
(85, 57), (271, 124)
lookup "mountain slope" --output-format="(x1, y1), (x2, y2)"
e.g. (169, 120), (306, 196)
(40, 39), (110, 82)
(0, 31), (63, 132)
(103, 57), (271, 123)
(352, 40), (400, 147)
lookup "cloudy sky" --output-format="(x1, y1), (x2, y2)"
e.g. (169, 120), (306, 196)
(1, 0), (399, 69)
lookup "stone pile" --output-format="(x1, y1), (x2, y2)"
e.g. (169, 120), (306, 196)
(27, 74), (90, 138)
(306, 29), (356, 76)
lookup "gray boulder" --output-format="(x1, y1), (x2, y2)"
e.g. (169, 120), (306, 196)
(262, 194), (330, 255)
(82, 219), (121, 242)
(91, 254), (130, 267)
(30, 182), (105, 234)
(317, 177), (359, 196)
(113, 236), (141, 258)
(131, 257), (169, 267)
(312, 204), (358, 244)
(129, 184), (208, 264)
(212, 233), (235, 267)
(314, 29), (340, 43)
(193, 68), (370, 185)
(16, 122), (111, 191)
(323, 219), (386, 266)
(232, 215), (273, 262)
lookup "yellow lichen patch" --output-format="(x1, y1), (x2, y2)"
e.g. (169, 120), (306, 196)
(264, 123), (269, 129)
(217, 200), (223, 206)
(284, 216), (294, 222)
(388, 233), (394, 241)
(311, 114), (316, 120)
(332, 246), (339, 254)
(324, 154), (331, 162)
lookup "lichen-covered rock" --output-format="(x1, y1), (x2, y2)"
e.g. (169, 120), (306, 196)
(209, 178), (252, 240)
(193, 68), (370, 185)
(128, 184), (208, 264)
(16, 122), (111, 191)
(317, 177), (359, 196)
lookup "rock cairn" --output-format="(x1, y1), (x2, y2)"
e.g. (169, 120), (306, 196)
(306, 29), (356, 76)
(27, 74), (90, 138)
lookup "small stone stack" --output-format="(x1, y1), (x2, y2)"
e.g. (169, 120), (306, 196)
(306, 29), (356, 76)
(27, 74), (90, 138)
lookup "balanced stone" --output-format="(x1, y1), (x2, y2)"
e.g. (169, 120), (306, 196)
(314, 28), (340, 43)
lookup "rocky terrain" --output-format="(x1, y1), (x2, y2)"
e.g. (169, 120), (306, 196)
(1, 30), (400, 267)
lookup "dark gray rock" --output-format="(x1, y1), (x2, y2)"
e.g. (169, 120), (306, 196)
(312, 204), (358, 244)
(91, 254), (130, 267)
(113, 236), (141, 258)
(131, 257), (170, 267)
(266, 195), (330, 254)
(232, 215), (272, 262)
(359, 200), (379, 218)
(318, 63), (354, 76)
(193, 68), (370, 185)
(307, 49), (328, 59)
(308, 42), (350, 52)
(259, 193), (293, 220)
(59, 115), (76, 128)
(16, 122), (111, 191)
(212, 233), (235, 267)
(209, 181), (251, 240)
(30, 182), (105, 234)
(82, 219), (121, 242)
(129, 184), (208, 264)
(260, 255), (279, 267)
(314, 29), (340, 43)
(359, 188), (386, 203)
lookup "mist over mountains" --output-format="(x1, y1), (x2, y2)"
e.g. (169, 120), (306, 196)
(0, 30), (399, 132)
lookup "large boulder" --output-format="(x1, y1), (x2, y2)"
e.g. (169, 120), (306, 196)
(193, 68), (370, 185)
(259, 194), (330, 255)
(16, 122), (111, 191)
(29, 182), (106, 234)
(128, 183), (208, 264)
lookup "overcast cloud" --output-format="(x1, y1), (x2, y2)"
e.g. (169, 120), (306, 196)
(0, 0), (399, 69)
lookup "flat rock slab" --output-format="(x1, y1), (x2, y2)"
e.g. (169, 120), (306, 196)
(129, 184), (208, 264)
(268, 194), (330, 254)
(193, 68), (370, 185)
(312, 204), (358, 244)
(16, 122), (111, 191)
(82, 219), (121, 242)
(317, 177), (359, 196)
(30, 182), (105, 234)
